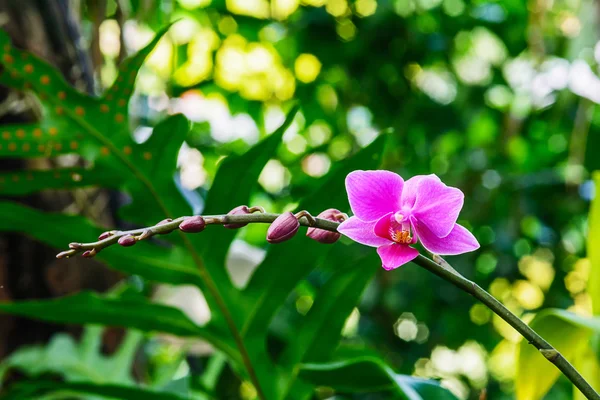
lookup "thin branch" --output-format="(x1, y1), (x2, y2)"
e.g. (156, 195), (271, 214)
(57, 211), (600, 400)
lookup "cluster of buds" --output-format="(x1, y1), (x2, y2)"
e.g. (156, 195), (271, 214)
(266, 208), (347, 244)
(56, 205), (347, 259)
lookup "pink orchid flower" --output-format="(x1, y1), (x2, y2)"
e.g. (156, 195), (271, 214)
(337, 170), (480, 270)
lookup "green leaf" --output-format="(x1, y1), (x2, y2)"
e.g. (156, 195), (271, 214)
(197, 105), (298, 269)
(516, 309), (600, 399)
(573, 339), (600, 400)
(299, 355), (457, 399)
(278, 247), (380, 397)
(241, 134), (387, 339)
(2, 381), (201, 400)
(0, 291), (208, 337)
(0, 167), (119, 196)
(119, 113), (193, 224)
(0, 326), (140, 386)
(588, 171), (600, 313)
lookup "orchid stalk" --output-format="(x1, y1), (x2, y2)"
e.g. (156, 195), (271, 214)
(56, 170), (600, 400)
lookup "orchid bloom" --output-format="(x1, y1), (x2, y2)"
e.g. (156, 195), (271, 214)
(337, 170), (480, 270)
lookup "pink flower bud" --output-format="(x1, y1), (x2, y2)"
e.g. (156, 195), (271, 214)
(179, 216), (206, 233)
(98, 231), (112, 240)
(224, 206), (251, 229)
(267, 212), (299, 244)
(306, 208), (343, 244)
(82, 249), (97, 258)
(118, 235), (136, 247)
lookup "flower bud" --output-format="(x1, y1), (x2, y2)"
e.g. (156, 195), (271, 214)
(82, 249), (97, 258)
(69, 242), (83, 250)
(267, 212), (299, 244)
(56, 250), (73, 259)
(98, 231), (113, 241)
(224, 206), (251, 229)
(179, 216), (206, 233)
(306, 208), (343, 244)
(118, 235), (136, 247)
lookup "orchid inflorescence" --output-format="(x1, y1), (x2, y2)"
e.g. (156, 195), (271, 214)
(56, 205), (349, 259)
(56, 170), (479, 272)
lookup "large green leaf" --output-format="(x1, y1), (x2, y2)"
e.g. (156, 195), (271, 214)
(2, 381), (202, 400)
(241, 134), (387, 340)
(0, 291), (231, 351)
(299, 354), (457, 399)
(196, 106), (298, 276)
(588, 171), (600, 313)
(278, 247), (380, 398)
(516, 309), (600, 399)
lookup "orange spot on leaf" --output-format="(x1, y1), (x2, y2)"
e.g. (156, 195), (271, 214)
(143, 152), (152, 160)
(22, 143), (30, 152)
(37, 144), (45, 152)
(101, 147), (110, 156)
(115, 114), (125, 123)
(11, 175), (19, 182)
(40, 75), (50, 85)
(75, 106), (85, 116)
(7, 143), (16, 151)
(33, 128), (42, 138)
(48, 127), (58, 136)
(55, 107), (64, 115)
(3, 54), (13, 63)
(70, 141), (79, 150)
(16, 129), (25, 138)
(117, 99), (127, 107)
(58, 91), (66, 100)
(2, 132), (10, 140)
(100, 104), (109, 113)
(123, 146), (132, 155)
(54, 143), (62, 151)
(24, 64), (33, 73)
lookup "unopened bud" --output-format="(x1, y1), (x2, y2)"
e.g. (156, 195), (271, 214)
(118, 235), (136, 247)
(56, 250), (73, 259)
(82, 248), (97, 258)
(267, 212), (299, 244)
(179, 216), (206, 233)
(98, 231), (113, 240)
(69, 242), (83, 250)
(224, 206), (251, 229)
(306, 208), (343, 244)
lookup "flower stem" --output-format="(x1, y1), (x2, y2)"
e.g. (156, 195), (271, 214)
(412, 254), (600, 400)
(58, 211), (600, 400)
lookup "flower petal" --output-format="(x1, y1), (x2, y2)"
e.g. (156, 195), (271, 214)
(338, 216), (390, 247)
(377, 244), (419, 270)
(405, 175), (464, 238)
(373, 212), (394, 240)
(401, 174), (441, 209)
(413, 219), (480, 255)
(346, 170), (404, 221)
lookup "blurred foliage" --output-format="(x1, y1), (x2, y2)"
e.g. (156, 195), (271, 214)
(1, 0), (600, 398)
